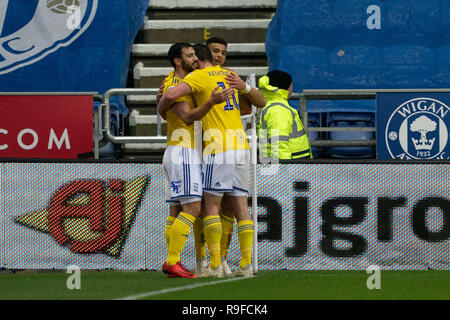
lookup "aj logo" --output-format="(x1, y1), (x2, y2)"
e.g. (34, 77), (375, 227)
(14, 176), (149, 258)
(386, 97), (450, 160)
(0, 0), (98, 75)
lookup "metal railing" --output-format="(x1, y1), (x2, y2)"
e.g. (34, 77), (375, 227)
(100, 87), (450, 154)
(100, 88), (382, 154)
(103, 88), (165, 144)
(294, 88), (450, 147)
(293, 90), (376, 148)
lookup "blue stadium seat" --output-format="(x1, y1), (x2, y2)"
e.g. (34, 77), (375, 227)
(93, 99), (125, 158)
(307, 112), (322, 158)
(325, 111), (375, 158)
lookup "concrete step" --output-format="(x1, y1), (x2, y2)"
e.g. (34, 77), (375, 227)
(133, 63), (268, 88)
(131, 43), (268, 68)
(121, 149), (165, 160)
(147, 8), (276, 20)
(132, 43), (266, 57)
(127, 94), (157, 106)
(137, 19), (270, 44)
(125, 110), (166, 154)
(128, 110), (167, 136)
(123, 0), (276, 156)
(133, 56), (268, 68)
(123, 143), (166, 156)
(148, 0), (277, 9)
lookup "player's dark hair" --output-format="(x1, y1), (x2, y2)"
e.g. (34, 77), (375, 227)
(168, 42), (193, 68)
(266, 70), (293, 90)
(206, 36), (228, 47)
(193, 43), (213, 63)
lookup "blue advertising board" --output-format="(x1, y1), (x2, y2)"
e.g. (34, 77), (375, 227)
(0, 0), (149, 114)
(377, 92), (450, 159)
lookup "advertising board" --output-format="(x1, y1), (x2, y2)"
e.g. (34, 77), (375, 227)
(1, 161), (448, 270)
(0, 95), (93, 158)
(377, 92), (450, 160)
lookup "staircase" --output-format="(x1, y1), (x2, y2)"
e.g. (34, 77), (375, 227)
(123, 0), (277, 159)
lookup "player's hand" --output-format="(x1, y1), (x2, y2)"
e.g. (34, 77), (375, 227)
(156, 79), (165, 105)
(225, 72), (246, 91)
(210, 86), (233, 105)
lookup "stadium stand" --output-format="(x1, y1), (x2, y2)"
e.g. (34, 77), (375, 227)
(124, 0), (277, 158)
(265, 0), (450, 158)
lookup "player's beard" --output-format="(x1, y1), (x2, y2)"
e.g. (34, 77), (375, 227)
(181, 59), (196, 73)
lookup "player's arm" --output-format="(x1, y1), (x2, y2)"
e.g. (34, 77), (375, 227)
(239, 94), (253, 116)
(157, 82), (193, 119)
(225, 72), (266, 108)
(172, 87), (233, 125)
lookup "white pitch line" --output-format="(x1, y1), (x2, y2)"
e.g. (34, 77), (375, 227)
(115, 277), (250, 300)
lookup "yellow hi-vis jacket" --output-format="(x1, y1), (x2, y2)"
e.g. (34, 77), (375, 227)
(257, 77), (312, 160)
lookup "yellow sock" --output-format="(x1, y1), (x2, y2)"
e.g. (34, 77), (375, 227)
(220, 213), (235, 258)
(164, 216), (176, 249)
(193, 216), (206, 260)
(237, 220), (254, 268)
(203, 215), (222, 269)
(167, 212), (195, 266)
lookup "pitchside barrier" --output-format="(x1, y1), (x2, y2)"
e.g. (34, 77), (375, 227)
(0, 159), (448, 270)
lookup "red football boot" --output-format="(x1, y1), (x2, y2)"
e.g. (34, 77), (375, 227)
(162, 262), (197, 278)
(177, 261), (192, 273)
(165, 262), (191, 277)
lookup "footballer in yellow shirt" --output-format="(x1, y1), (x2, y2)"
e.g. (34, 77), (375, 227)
(160, 42), (232, 279)
(183, 64), (249, 155)
(163, 71), (197, 149)
(158, 44), (259, 277)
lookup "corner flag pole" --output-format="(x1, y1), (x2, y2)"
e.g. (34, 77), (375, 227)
(251, 106), (258, 275)
(245, 73), (258, 275)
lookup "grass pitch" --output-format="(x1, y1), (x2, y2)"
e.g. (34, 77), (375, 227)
(0, 270), (449, 300)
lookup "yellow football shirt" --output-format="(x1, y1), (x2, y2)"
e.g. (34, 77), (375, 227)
(163, 72), (196, 149)
(182, 65), (249, 154)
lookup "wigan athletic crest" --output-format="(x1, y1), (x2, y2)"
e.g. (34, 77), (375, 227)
(0, 0), (98, 75)
(385, 97), (450, 159)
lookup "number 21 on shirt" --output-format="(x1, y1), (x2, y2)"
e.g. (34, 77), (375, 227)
(217, 81), (239, 111)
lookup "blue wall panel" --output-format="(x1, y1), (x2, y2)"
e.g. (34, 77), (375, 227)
(266, 0), (449, 95)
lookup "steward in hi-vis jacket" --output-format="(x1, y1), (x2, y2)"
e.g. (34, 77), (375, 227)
(257, 70), (312, 160)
